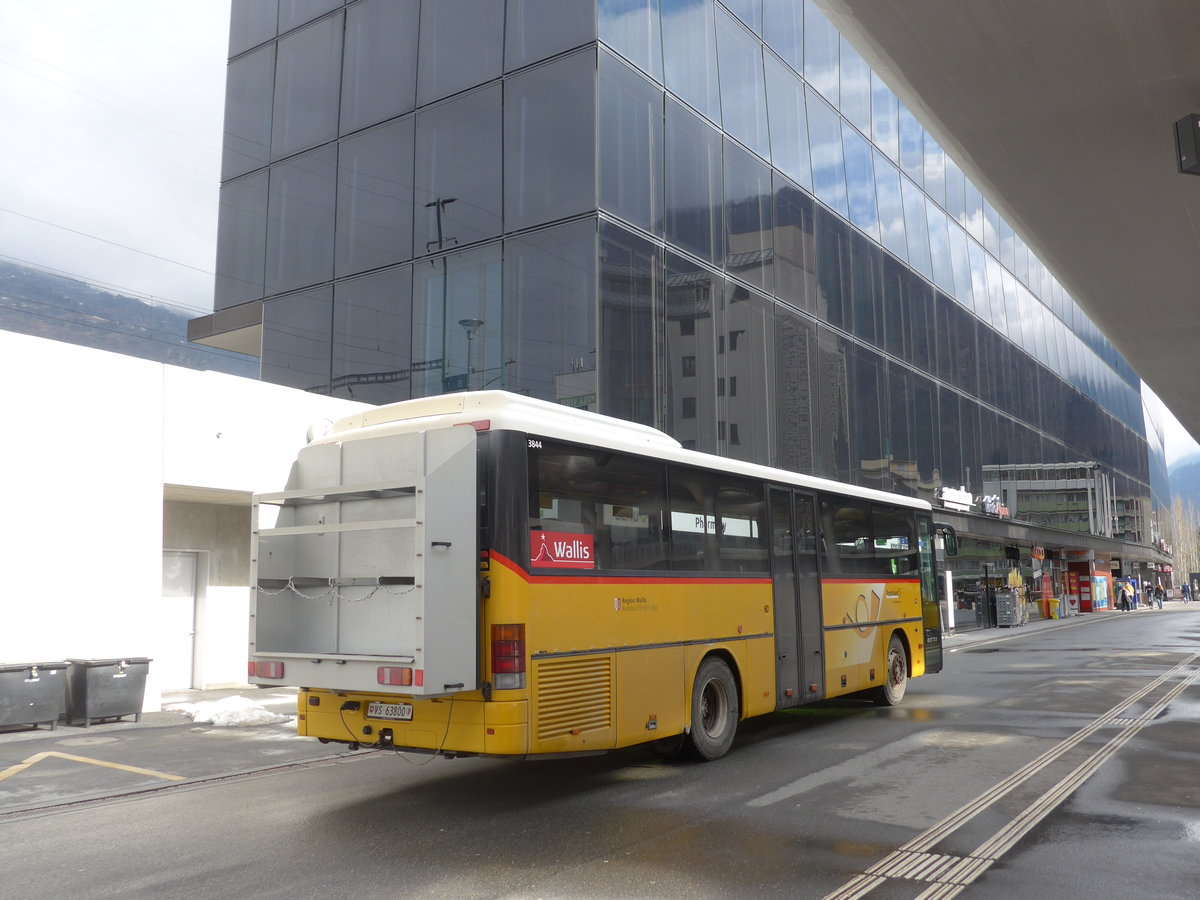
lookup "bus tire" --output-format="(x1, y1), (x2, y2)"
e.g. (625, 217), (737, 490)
(683, 656), (739, 761)
(874, 634), (908, 707)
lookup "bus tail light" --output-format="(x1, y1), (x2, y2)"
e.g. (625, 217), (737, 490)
(378, 666), (420, 687)
(249, 660), (284, 679)
(491, 623), (526, 690)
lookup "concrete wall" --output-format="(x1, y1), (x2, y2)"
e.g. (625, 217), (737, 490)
(0, 331), (366, 709)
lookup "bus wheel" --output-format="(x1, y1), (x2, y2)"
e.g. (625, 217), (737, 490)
(874, 635), (908, 707)
(684, 656), (739, 760)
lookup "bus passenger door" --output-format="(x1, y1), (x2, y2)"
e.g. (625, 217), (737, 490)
(917, 515), (944, 673)
(770, 489), (824, 708)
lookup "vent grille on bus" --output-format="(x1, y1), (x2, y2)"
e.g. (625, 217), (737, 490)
(534, 657), (612, 741)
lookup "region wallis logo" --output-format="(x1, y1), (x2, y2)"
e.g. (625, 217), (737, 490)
(530, 530), (595, 569)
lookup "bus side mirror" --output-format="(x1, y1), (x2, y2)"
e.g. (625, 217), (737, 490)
(935, 523), (958, 557)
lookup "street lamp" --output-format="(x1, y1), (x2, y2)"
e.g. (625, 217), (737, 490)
(459, 318), (483, 389)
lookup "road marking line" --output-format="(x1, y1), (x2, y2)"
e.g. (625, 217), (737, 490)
(0, 751), (185, 783)
(820, 651), (1200, 900)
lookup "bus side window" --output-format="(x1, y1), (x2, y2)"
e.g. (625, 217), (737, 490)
(871, 504), (918, 576)
(668, 467), (767, 573)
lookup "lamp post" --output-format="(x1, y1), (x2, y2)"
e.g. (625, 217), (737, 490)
(459, 318), (483, 390)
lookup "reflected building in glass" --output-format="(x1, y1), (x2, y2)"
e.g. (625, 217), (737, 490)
(192, 0), (1170, 584)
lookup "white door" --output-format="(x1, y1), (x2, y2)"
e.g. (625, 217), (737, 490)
(160, 552), (198, 689)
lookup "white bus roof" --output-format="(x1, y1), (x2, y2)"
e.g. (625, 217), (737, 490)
(319, 391), (931, 512)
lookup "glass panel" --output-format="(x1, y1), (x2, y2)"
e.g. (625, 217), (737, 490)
(414, 85), (503, 253)
(944, 156), (965, 225)
(717, 283), (774, 463)
(716, 7), (769, 159)
(1001, 270), (1021, 345)
(724, 0), (762, 34)
(897, 101), (923, 185)
(341, 0), (419, 134)
(530, 441), (668, 571)
(984, 254), (1007, 332)
(848, 232), (880, 346)
(261, 287), (332, 392)
(764, 53), (812, 190)
(962, 177), (983, 241)
(999, 218), (1016, 271)
(507, 219), (597, 407)
(968, 240), (989, 329)
(847, 343), (884, 488)
(661, 0), (721, 123)
(814, 206), (849, 329)
(926, 201), (954, 295)
(664, 98), (723, 263)
(774, 304), (816, 472)
(947, 219), (973, 311)
(222, 44), (275, 180)
(772, 178), (816, 314)
(332, 266), (413, 404)
(599, 222), (659, 425)
(416, 0), (504, 106)
(900, 176), (931, 280)
(881, 255), (907, 360)
(265, 146), (337, 296)
(668, 468), (767, 573)
(922, 133), (946, 207)
(874, 150), (907, 262)
(871, 71), (898, 161)
(839, 37), (871, 135)
(599, 0), (663, 81)
(505, 49), (597, 231)
(842, 123), (879, 241)
(802, 0), (838, 107)
(271, 14), (343, 159)
(763, 0), (802, 73)
(336, 118), (415, 278)
(600, 51), (664, 234)
(723, 140), (773, 293)
(278, 0), (341, 33)
(907, 274), (933, 374)
(815, 324), (850, 480)
(214, 173), (268, 309)
(506, 0), (595, 71)
(806, 87), (847, 218)
(229, 0), (277, 56)
(982, 198), (1001, 255)
(411, 243), (503, 397)
(664, 252), (720, 452)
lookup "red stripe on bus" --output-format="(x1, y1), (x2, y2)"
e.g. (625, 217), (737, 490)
(489, 551), (771, 586)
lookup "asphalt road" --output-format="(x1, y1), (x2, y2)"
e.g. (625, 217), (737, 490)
(1, 607), (1197, 899)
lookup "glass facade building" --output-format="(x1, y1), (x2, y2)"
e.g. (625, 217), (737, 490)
(208, 0), (1169, 572)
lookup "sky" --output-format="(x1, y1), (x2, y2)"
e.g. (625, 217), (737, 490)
(0, 1), (231, 315)
(2, 1), (1198, 465)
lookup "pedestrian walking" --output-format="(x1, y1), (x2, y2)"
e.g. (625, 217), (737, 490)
(1154, 581), (1165, 609)
(1119, 581), (1131, 611)
(1182, 583), (1191, 604)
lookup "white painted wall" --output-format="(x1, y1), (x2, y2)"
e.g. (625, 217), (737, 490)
(0, 331), (366, 710)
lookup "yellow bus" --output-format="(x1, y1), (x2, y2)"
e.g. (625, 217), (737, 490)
(249, 391), (953, 760)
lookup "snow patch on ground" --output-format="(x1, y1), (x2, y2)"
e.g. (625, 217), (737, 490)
(179, 695), (291, 727)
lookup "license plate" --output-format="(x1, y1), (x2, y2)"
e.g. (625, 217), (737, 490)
(367, 701), (413, 721)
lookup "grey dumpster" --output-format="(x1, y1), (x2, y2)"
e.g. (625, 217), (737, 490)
(65, 658), (151, 727)
(0, 661), (68, 730)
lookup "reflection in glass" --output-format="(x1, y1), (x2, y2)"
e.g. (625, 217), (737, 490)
(848, 232), (880, 346)
(814, 324), (850, 480)
(664, 252), (720, 451)
(505, 50), (597, 231)
(723, 140), (773, 294)
(414, 85), (502, 253)
(271, 14), (342, 159)
(871, 72), (898, 162)
(664, 99), (723, 263)
(898, 101), (923, 185)
(416, 0), (504, 106)
(716, 7), (769, 159)
(873, 150), (907, 262)
(265, 146), (337, 295)
(806, 87), (847, 218)
(505, 0), (595, 71)
(773, 179), (816, 314)
(214, 173), (268, 309)
(261, 288), (332, 392)
(229, 0), (277, 56)
(900, 176), (931, 280)
(600, 51), (664, 234)
(222, 45), (275, 180)
(336, 118), (414, 278)
(803, 0), (839, 107)
(839, 37), (871, 134)
(600, 223), (660, 425)
(278, 0), (341, 33)
(505, 220), (597, 407)
(411, 243), (502, 397)
(923, 133), (945, 207)
(340, 0), (418, 135)
(842, 123), (879, 241)
(599, 0), (663, 81)
(763, 0), (803, 73)
(926, 201), (954, 295)
(773, 305), (816, 472)
(764, 54), (812, 190)
(946, 222), (973, 312)
(662, 0), (721, 123)
(332, 266), (413, 404)
(718, 282), (774, 463)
